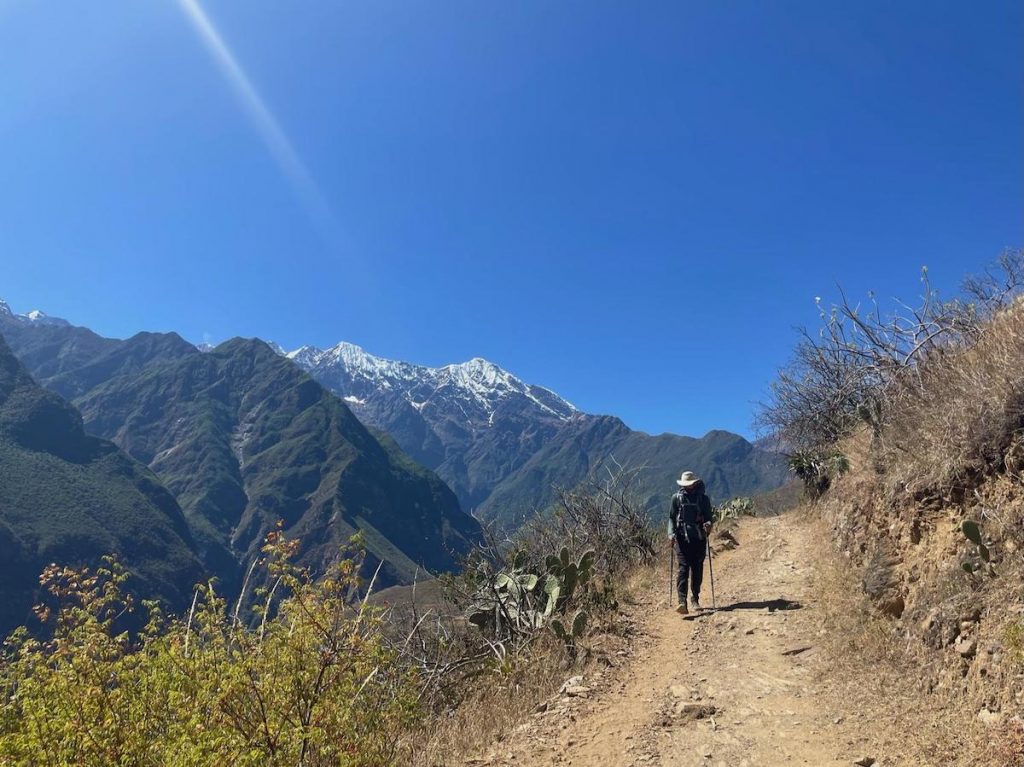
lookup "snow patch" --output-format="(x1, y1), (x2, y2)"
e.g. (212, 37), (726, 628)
(286, 345), (325, 368)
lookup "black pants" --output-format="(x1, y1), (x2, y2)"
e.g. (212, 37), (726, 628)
(675, 535), (706, 603)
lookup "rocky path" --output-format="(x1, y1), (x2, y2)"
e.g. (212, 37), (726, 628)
(471, 515), (897, 767)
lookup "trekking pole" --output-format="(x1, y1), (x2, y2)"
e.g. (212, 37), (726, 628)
(669, 538), (675, 605)
(706, 537), (717, 610)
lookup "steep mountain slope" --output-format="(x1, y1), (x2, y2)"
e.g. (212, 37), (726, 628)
(288, 343), (787, 524)
(0, 311), (483, 591)
(0, 334), (202, 634)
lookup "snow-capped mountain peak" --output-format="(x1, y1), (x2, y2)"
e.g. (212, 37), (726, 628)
(24, 310), (69, 326)
(286, 345), (325, 368)
(446, 357), (512, 385)
(0, 300), (70, 326)
(441, 358), (526, 403)
(285, 340), (577, 423)
(326, 341), (379, 370)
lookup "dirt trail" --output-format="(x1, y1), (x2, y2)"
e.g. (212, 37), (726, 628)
(473, 515), (895, 767)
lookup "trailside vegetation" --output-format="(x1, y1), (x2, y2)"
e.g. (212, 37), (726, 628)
(0, 475), (658, 765)
(759, 249), (1024, 499)
(0, 535), (417, 767)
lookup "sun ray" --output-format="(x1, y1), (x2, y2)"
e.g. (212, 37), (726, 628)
(175, 0), (338, 242)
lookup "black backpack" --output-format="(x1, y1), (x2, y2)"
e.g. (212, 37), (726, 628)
(675, 490), (706, 542)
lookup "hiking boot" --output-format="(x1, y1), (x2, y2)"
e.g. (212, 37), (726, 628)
(691, 597), (701, 611)
(675, 602), (689, 615)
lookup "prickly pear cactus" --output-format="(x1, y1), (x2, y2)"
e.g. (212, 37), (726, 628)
(542, 575), (561, 617)
(464, 544), (600, 643)
(551, 609), (589, 647)
(961, 519), (996, 577)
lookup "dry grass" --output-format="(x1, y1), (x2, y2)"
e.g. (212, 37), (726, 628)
(751, 479), (803, 516)
(810, 527), (901, 667)
(410, 637), (568, 766)
(811, 460), (1024, 764)
(992, 719), (1024, 767)
(408, 567), (648, 766)
(1006, 619), (1024, 665)
(880, 298), (1024, 496)
(804, 512), (989, 765)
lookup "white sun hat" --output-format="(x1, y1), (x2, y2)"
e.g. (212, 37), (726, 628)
(676, 470), (700, 488)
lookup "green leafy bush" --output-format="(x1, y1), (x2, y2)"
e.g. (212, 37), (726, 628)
(0, 534), (419, 767)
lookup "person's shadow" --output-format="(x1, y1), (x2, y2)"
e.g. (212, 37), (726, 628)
(712, 598), (802, 613)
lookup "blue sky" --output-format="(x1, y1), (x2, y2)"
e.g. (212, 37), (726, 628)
(1, 1), (1021, 438)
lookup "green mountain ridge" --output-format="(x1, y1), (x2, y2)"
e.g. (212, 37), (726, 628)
(0, 335), (203, 634)
(0, 318), (483, 599)
(475, 416), (785, 526)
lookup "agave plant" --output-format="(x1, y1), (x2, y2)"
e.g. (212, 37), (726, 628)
(788, 449), (849, 499)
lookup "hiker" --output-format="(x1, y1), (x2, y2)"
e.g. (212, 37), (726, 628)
(669, 470), (713, 614)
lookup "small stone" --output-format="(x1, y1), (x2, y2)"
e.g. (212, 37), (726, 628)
(559, 675), (584, 694)
(920, 610), (938, 632)
(853, 758), (876, 767)
(978, 708), (1003, 726)
(744, 627), (755, 635)
(955, 637), (977, 658)
(563, 685), (590, 698)
(673, 702), (718, 720)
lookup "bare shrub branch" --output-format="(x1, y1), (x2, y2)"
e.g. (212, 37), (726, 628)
(758, 250), (1024, 456)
